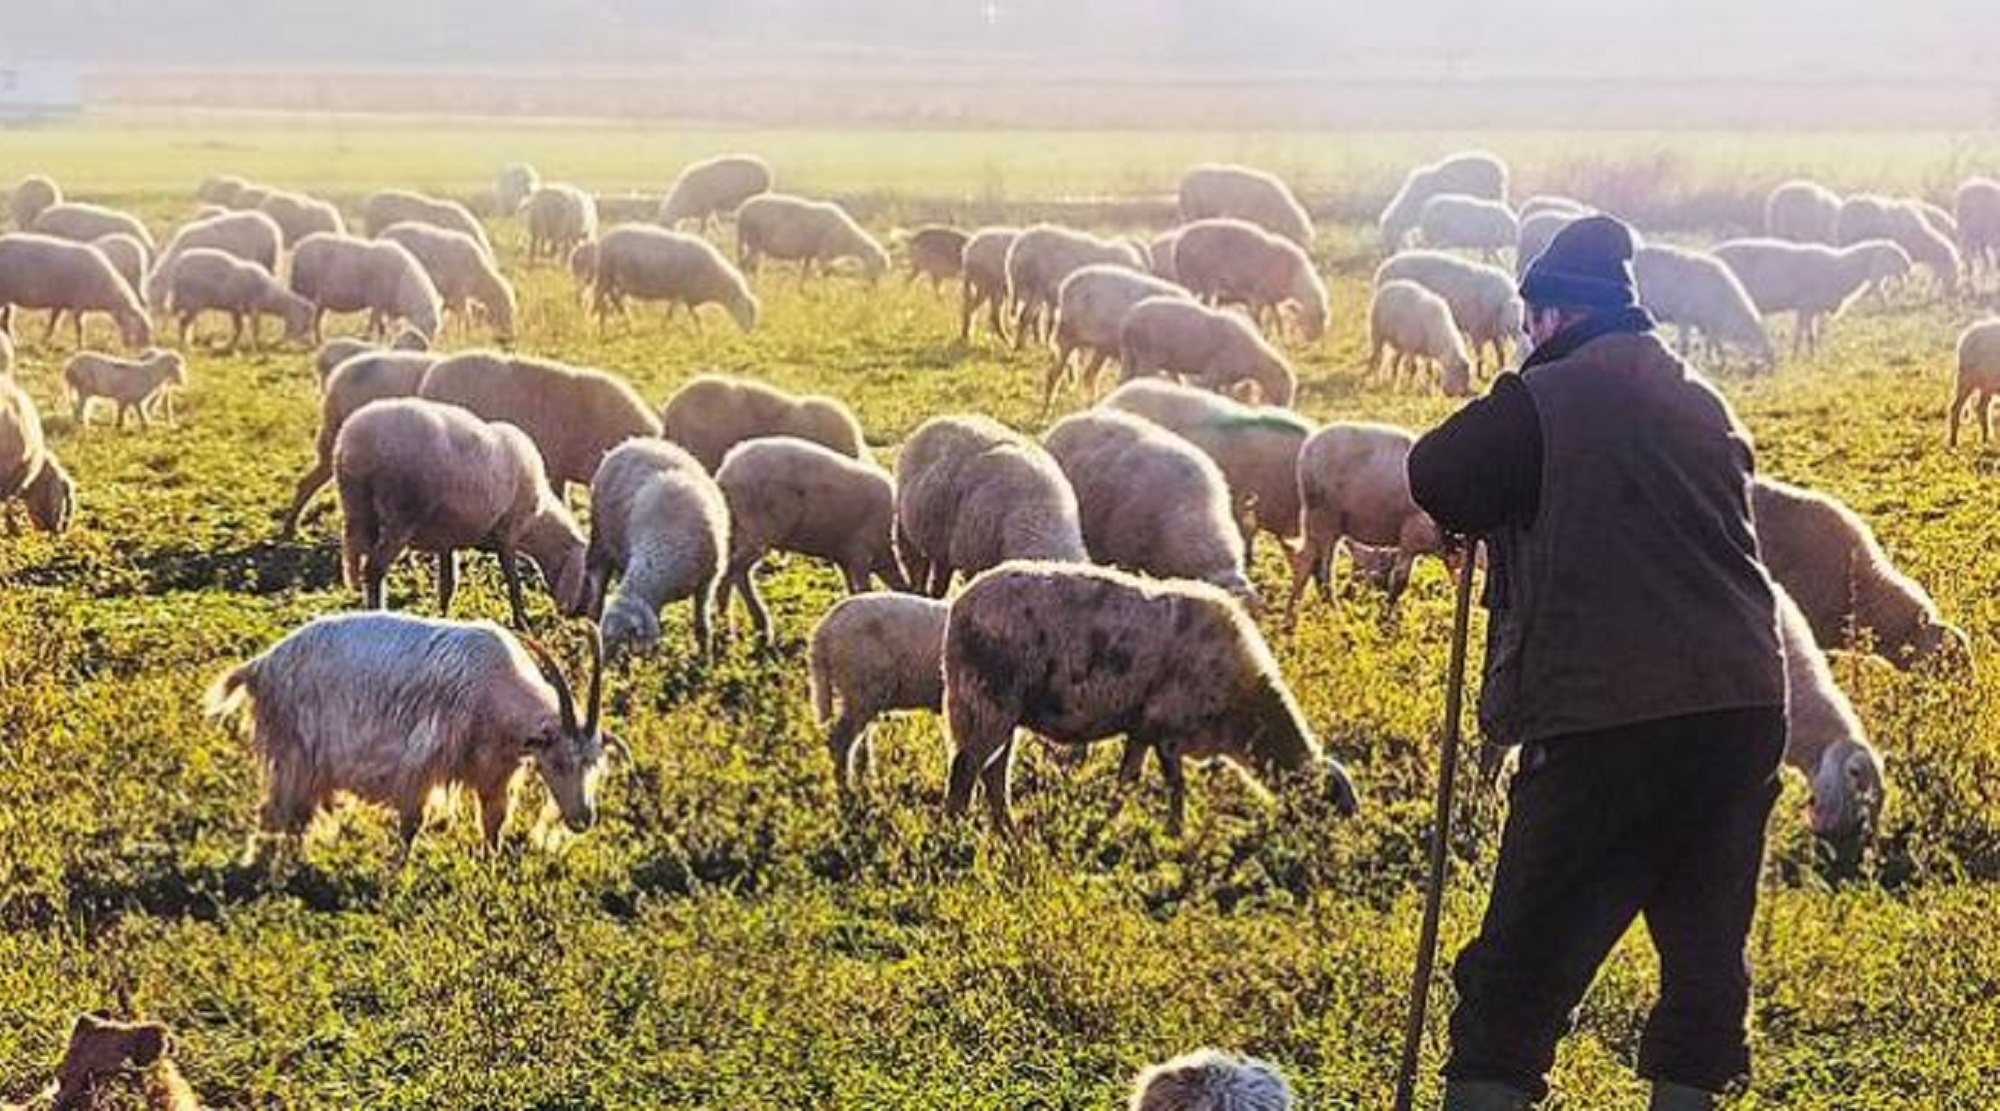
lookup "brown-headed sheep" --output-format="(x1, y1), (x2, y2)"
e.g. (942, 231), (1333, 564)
(288, 232), (442, 344)
(417, 351), (661, 491)
(593, 224), (758, 333)
(659, 373), (868, 471)
(1172, 219), (1327, 343)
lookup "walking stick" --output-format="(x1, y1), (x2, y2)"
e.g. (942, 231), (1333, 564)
(1392, 542), (1480, 1111)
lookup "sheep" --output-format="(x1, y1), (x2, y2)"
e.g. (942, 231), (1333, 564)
(1044, 409), (1255, 602)
(807, 592), (950, 792)
(714, 436), (908, 643)
(735, 193), (889, 281)
(64, 349), (189, 430)
(205, 609), (612, 858)
(1752, 476), (1967, 667)
(586, 438), (727, 656)
(377, 221), (516, 340)
(1285, 422), (1443, 625)
(258, 189), (345, 247)
(0, 329), (11, 375)
(496, 162), (541, 215)
(1517, 194), (1589, 220)
(279, 350), (440, 537)
(198, 173), (253, 208)
(1954, 177), (2000, 279)
(162, 248), (313, 353)
(1171, 219), (1328, 343)
(592, 223), (758, 333)
(1177, 163), (1314, 246)
(1116, 295), (1297, 406)
(308, 328), (429, 388)
(1633, 243), (1775, 372)
(415, 351), (660, 492)
(941, 560), (1358, 834)
(568, 239), (600, 299)
(1951, 318), (2000, 446)
(145, 209), (284, 305)
(0, 233), (152, 350)
(361, 189), (494, 257)
(1417, 193), (1519, 262)
(1147, 228), (1184, 282)
(9, 174), (60, 230)
(1368, 278), (1474, 396)
(895, 414), (1087, 595)
(659, 373), (868, 471)
(288, 232), (443, 344)
(1883, 202), (1962, 294)
(902, 225), (968, 295)
(1004, 224), (1147, 348)
(334, 397), (589, 627)
(1374, 250), (1524, 372)
(1918, 200), (1960, 246)
(1835, 194), (1897, 245)
(658, 154), (774, 230)
(958, 226), (1019, 343)
(1515, 208), (1585, 278)
(1130, 1049), (1295, 1111)
(1378, 151), (1509, 252)
(0, 375), (71, 534)
(1766, 180), (1842, 244)
(1713, 238), (1911, 357)
(20, 1013), (199, 1111)
(525, 184), (598, 264)
(89, 233), (151, 304)
(31, 202), (155, 252)
(1045, 264), (1188, 410)
(1773, 583), (1886, 849)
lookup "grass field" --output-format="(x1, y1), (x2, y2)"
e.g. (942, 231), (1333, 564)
(1, 119), (1999, 1108)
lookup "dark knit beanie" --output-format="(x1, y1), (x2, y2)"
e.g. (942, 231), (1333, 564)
(1519, 214), (1640, 310)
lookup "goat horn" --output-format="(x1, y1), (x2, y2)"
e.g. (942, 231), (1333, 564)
(521, 634), (577, 733)
(583, 622), (605, 736)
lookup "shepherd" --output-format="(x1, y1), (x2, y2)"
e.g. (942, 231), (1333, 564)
(1406, 215), (1788, 1111)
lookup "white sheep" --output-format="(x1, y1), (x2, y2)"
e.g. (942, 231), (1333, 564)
(659, 374), (869, 471)
(161, 248), (314, 353)
(1515, 208), (1585, 278)
(145, 209), (284, 306)
(807, 592), (950, 792)
(64, 349), (188, 430)
(1773, 583), (1886, 848)
(1713, 238), (1911, 357)
(1374, 250), (1523, 372)
(658, 154), (774, 230)
(1883, 202), (1962, 295)
(31, 202), (155, 253)
(279, 350), (440, 538)
(9, 175), (60, 230)
(1171, 219), (1327, 343)
(587, 438), (728, 656)
(1633, 243), (1775, 372)
(525, 184), (598, 265)
(377, 221), (517, 340)
(1146, 228), (1184, 282)
(287, 232), (442, 344)
(258, 189), (345, 248)
(1284, 422), (1443, 625)
(1368, 278), (1473, 396)
(0, 374), (72, 534)
(958, 226), (1019, 344)
(1417, 193), (1519, 262)
(1004, 225), (1147, 348)
(1130, 1050), (1295, 1111)
(0, 233), (152, 350)
(1116, 295), (1296, 406)
(1949, 317), (2000, 445)
(1378, 151), (1509, 252)
(361, 189), (493, 258)
(735, 193), (888, 281)
(495, 163), (540, 215)
(1766, 180), (1842, 244)
(1177, 164), (1314, 246)
(1045, 264), (1187, 410)
(88, 233), (150, 305)
(592, 224), (758, 333)
(416, 351), (662, 492)
(1954, 177), (2000, 280)
(894, 414), (1087, 595)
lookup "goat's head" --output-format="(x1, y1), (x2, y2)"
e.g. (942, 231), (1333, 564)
(521, 626), (618, 834)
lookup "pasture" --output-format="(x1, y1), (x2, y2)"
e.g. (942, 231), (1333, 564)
(1, 117), (1998, 1108)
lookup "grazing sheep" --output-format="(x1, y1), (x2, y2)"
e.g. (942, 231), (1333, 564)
(1285, 422), (1443, 624)
(288, 232), (443, 343)
(378, 222), (516, 340)
(658, 154), (774, 230)
(958, 226), (1019, 343)
(1147, 228), (1184, 282)
(1177, 163), (1314, 246)
(229, 183), (274, 211)
(1713, 238), (1911, 357)
(1171, 219), (1328, 343)
(416, 351), (660, 492)
(1766, 180), (1842, 244)
(32, 202), (155, 252)
(736, 193), (888, 281)
(9, 175), (60, 230)
(1117, 295), (1297, 406)
(895, 414), (1087, 595)
(525, 184), (598, 264)
(1514, 208), (1586, 277)
(1130, 1049), (1295, 1111)
(89, 233), (151, 304)
(1046, 264), (1188, 410)
(807, 592), (950, 791)
(659, 374), (868, 471)
(1773, 583), (1885, 849)
(568, 239), (600, 299)
(1369, 278), (1474, 396)
(1004, 224), (1147, 348)
(714, 436), (908, 643)
(902, 225), (968, 295)
(1951, 318), (2000, 446)
(1753, 476), (1967, 667)
(22, 1013), (199, 1111)
(361, 189), (494, 257)
(199, 173), (253, 208)
(1834, 194), (1897, 245)
(1417, 193), (1519, 261)
(0, 233), (153, 350)
(1378, 151), (1509, 252)
(1517, 194), (1589, 220)
(1954, 177), (2000, 279)
(64, 349), (188, 430)
(334, 397), (588, 626)
(1633, 243), (1775, 372)
(163, 248), (314, 353)
(258, 189), (345, 247)
(1045, 409), (1254, 601)
(942, 561), (1358, 834)
(1884, 202), (1963, 294)
(145, 209), (284, 305)
(1375, 250), (1524, 371)
(0, 375), (72, 534)
(205, 610), (611, 855)
(587, 438), (727, 656)
(280, 350), (440, 537)
(592, 223), (758, 333)
(496, 162), (541, 215)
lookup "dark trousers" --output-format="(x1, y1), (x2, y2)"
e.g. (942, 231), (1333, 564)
(1444, 706), (1786, 1100)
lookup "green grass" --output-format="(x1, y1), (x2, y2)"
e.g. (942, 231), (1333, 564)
(1, 122), (1999, 1108)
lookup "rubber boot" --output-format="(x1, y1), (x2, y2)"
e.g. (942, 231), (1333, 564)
(1648, 1081), (1719, 1111)
(1441, 1079), (1532, 1111)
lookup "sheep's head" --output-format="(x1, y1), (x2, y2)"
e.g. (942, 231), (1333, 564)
(1440, 352), (1473, 398)
(1221, 671), (1360, 818)
(279, 292), (315, 343)
(116, 308), (153, 351)
(600, 593), (663, 656)
(1909, 618), (1972, 671)
(726, 289), (760, 333)
(1808, 739), (1884, 849)
(520, 628), (614, 835)
(857, 238), (890, 283)
(25, 458), (74, 534)
(568, 241), (599, 287)
(49, 1013), (169, 1110)
(156, 350), (189, 387)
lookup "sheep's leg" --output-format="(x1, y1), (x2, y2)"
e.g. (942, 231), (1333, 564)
(732, 561), (774, 646)
(1040, 347), (1073, 414)
(436, 551), (458, 615)
(827, 709), (868, 793)
(977, 736), (1018, 836)
(1012, 299), (1035, 350)
(1982, 392), (1996, 445)
(476, 779), (510, 850)
(164, 390), (177, 428)
(178, 312), (195, 348)
(841, 559), (869, 595)
(498, 548), (531, 630)
(1079, 350), (1109, 400)
(72, 311), (87, 351)
(227, 312), (245, 354)
(1156, 741), (1188, 837)
(1282, 535), (1322, 631)
(1950, 385), (1972, 445)
(279, 460), (331, 540)
(311, 309), (325, 346)
(693, 585), (716, 659)
(924, 559), (952, 599)
(39, 310), (59, 348)
(1105, 738), (1150, 822)
(958, 287), (978, 343)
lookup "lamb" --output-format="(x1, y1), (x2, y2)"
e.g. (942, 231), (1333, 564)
(1752, 476), (1967, 667)
(64, 349), (189, 430)
(334, 397), (589, 627)
(592, 223), (758, 333)
(1374, 250), (1524, 371)
(958, 226), (1019, 343)
(658, 154), (774, 230)
(1378, 151), (1509, 252)
(258, 189), (345, 247)
(1177, 163), (1314, 246)
(0, 233), (153, 350)
(31, 201), (156, 252)
(309, 328), (429, 388)
(1130, 1050), (1295, 1111)
(1044, 409), (1255, 602)
(287, 232), (443, 343)
(1766, 180), (1842, 244)
(205, 609), (611, 857)
(807, 593), (950, 791)
(1951, 318), (2000, 445)
(416, 351), (661, 491)
(586, 438), (727, 656)
(0, 375), (72, 534)
(162, 248), (314, 353)
(1417, 193), (1519, 262)
(1045, 264), (1188, 410)
(361, 189), (494, 257)
(1954, 177), (2000, 279)
(894, 414), (1087, 595)
(16, 1013), (200, 1111)
(1713, 238), (1911, 357)
(1284, 422), (1444, 625)
(901, 225), (969, 295)
(1633, 243), (1775, 372)
(496, 162), (541, 215)
(735, 193), (889, 281)
(1368, 278), (1474, 396)
(144, 209), (284, 305)
(525, 184), (598, 264)
(279, 350), (440, 537)
(941, 561), (1358, 834)
(1116, 295), (1297, 406)
(1773, 583), (1886, 848)
(1515, 208), (1585, 278)
(8, 174), (60, 230)
(659, 373), (868, 471)
(377, 221), (516, 340)
(1171, 219), (1328, 342)
(714, 436), (908, 643)
(1004, 224), (1147, 347)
